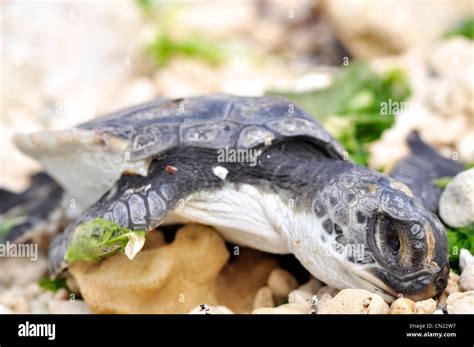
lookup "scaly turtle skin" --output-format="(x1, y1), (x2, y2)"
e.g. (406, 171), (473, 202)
(12, 94), (448, 300)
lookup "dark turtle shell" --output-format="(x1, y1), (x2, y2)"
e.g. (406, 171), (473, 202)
(78, 94), (346, 161)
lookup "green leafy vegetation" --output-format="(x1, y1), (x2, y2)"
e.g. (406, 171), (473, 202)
(444, 17), (474, 40)
(147, 32), (225, 67)
(65, 218), (145, 264)
(39, 278), (67, 292)
(464, 162), (474, 170)
(268, 63), (411, 166)
(432, 177), (453, 189)
(0, 216), (26, 243)
(135, 0), (230, 67)
(447, 224), (474, 272)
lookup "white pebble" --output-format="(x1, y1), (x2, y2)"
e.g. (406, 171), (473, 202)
(460, 249), (474, 273)
(460, 264), (474, 291)
(212, 166), (229, 180)
(439, 169), (474, 228)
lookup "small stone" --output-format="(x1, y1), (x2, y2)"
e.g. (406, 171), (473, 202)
(48, 300), (91, 314)
(189, 304), (233, 314)
(288, 289), (313, 308)
(66, 277), (81, 295)
(53, 288), (69, 301)
(318, 289), (389, 314)
(0, 292), (30, 313)
(267, 268), (298, 303)
(390, 297), (415, 314)
(460, 264), (474, 291)
(287, 278), (322, 308)
(460, 249), (474, 273)
(0, 304), (13, 314)
(23, 282), (43, 300)
(252, 303), (309, 314)
(414, 299), (437, 314)
(0, 256), (48, 286)
(439, 168), (474, 228)
(446, 271), (462, 295)
(298, 277), (323, 293)
(29, 291), (54, 314)
(252, 286), (275, 309)
(318, 293), (334, 307)
(439, 271), (462, 305)
(212, 166), (228, 181)
(446, 291), (474, 314)
(317, 285), (339, 298)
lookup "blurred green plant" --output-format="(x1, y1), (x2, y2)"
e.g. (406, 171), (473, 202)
(147, 32), (225, 67)
(444, 17), (474, 40)
(268, 63), (411, 166)
(135, 0), (229, 67)
(432, 176), (453, 189)
(39, 278), (68, 293)
(0, 216), (26, 243)
(447, 224), (474, 272)
(464, 162), (474, 170)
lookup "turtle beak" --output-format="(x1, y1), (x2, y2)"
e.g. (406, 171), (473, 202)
(403, 264), (449, 301)
(372, 263), (449, 301)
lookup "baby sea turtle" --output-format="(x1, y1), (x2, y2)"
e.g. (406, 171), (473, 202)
(12, 94), (448, 300)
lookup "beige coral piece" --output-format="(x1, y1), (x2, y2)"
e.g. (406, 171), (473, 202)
(69, 224), (229, 314)
(318, 289), (389, 314)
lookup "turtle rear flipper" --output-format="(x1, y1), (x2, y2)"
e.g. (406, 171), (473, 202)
(0, 173), (65, 243)
(389, 131), (464, 212)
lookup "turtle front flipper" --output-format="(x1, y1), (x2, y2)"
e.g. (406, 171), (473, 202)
(389, 131), (464, 212)
(0, 173), (64, 244)
(48, 150), (225, 275)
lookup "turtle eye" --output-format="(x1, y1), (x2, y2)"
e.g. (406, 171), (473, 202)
(375, 215), (402, 262)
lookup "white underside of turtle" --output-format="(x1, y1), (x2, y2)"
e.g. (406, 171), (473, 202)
(170, 182), (395, 300)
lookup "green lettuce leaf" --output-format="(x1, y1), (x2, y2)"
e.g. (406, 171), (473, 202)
(65, 218), (145, 264)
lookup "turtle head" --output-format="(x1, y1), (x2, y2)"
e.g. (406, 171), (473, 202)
(306, 166), (449, 301)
